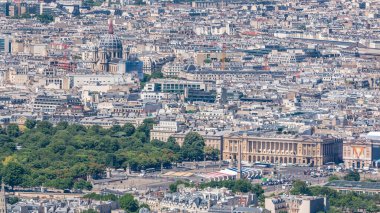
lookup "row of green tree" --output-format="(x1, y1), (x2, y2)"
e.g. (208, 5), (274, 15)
(83, 193), (148, 213)
(200, 179), (264, 198)
(0, 120), (218, 190)
(139, 72), (164, 88)
(12, 14), (55, 24)
(290, 180), (380, 212)
(169, 179), (264, 201)
(328, 170), (361, 182)
(36, 14), (54, 23)
(83, 0), (104, 7)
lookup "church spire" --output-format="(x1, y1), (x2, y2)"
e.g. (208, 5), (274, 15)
(108, 18), (114, 35)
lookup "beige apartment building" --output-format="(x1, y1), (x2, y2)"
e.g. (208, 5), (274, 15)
(265, 196), (328, 213)
(150, 121), (182, 142)
(222, 131), (343, 166)
(150, 122), (225, 158)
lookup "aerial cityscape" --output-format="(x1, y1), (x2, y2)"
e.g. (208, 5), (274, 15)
(0, 0), (379, 212)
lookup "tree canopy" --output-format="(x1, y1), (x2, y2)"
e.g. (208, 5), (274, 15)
(84, 193), (147, 213)
(119, 194), (139, 212)
(200, 179), (264, 197)
(169, 180), (194, 193)
(2, 162), (28, 190)
(0, 120), (206, 190)
(290, 181), (380, 212)
(204, 146), (220, 160)
(36, 14), (54, 24)
(25, 120), (37, 129)
(343, 171), (360, 181)
(328, 175), (340, 182)
(290, 180), (311, 195)
(181, 132), (205, 161)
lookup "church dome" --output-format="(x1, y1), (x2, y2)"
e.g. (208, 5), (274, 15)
(99, 34), (122, 52)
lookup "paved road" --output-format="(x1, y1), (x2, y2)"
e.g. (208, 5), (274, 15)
(94, 166), (331, 195)
(260, 166), (329, 194)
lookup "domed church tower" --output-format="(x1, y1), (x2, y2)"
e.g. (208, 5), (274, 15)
(97, 18), (123, 72)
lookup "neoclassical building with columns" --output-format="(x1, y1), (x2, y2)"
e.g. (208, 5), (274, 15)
(222, 131), (343, 166)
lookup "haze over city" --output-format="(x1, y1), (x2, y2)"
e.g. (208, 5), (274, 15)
(0, 0), (379, 212)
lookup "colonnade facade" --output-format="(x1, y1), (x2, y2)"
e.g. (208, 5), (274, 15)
(223, 134), (343, 166)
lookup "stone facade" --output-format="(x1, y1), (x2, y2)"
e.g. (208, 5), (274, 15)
(343, 139), (372, 169)
(222, 132), (343, 166)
